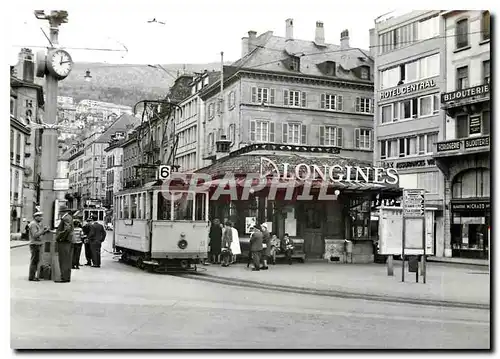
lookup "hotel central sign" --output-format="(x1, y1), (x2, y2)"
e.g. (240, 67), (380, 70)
(260, 157), (399, 185)
(380, 79), (437, 100)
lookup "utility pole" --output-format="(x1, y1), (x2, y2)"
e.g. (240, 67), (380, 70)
(34, 10), (71, 229)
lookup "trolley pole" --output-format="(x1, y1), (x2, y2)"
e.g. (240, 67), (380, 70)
(35, 11), (69, 229)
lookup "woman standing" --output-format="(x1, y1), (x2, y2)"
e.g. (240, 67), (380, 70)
(230, 223), (241, 264)
(72, 220), (84, 269)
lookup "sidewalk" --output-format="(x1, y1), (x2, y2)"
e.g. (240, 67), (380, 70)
(10, 240), (30, 249)
(197, 261), (490, 307)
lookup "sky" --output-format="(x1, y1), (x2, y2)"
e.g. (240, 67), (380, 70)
(7, 0), (397, 65)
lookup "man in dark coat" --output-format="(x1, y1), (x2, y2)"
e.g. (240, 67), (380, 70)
(88, 215), (106, 267)
(249, 226), (263, 271)
(82, 219), (92, 266)
(260, 223), (271, 270)
(55, 206), (74, 283)
(209, 218), (222, 264)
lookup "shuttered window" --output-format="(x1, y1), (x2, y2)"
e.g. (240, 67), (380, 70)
(284, 90), (307, 107)
(320, 94), (343, 111)
(283, 123), (306, 145)
(250, 120), (275, 143)
(251, 87), (275, 104)
(355, 128), (372, 150)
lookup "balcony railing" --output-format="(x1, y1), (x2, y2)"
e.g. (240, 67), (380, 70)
(433, 135), (490, 158)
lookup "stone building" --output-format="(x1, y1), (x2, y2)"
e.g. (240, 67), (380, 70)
(433, 10), (490, 260)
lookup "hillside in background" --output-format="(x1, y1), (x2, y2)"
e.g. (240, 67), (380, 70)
(41, 62), (228, 107)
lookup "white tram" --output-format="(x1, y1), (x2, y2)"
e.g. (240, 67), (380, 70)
(113, 181), (210, 271)
(82, 208), (106, 227)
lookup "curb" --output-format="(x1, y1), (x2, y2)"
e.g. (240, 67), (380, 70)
(182, 272), (489, 310)
(10, 242), (30, 249)
(426, 258), (489, 267)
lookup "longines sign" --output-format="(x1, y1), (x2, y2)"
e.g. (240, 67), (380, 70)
(380, 79), (437, 100)
(441, 84), (490, 103)
(260, 157), (399, 185)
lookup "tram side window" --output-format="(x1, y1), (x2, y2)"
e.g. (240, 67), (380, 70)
(98, 211), (104, 221)
(195, 193), (207, 221)
(157, 192), (172, 220)
(131, 194), (137, 219)
(119, 196), (124, 219)
(123, 196), (130, 219)
(173, 192), (194, 221)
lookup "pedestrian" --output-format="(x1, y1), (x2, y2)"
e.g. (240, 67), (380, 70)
(230, 223), (241, 264)
(28, 212), (50, 281)
(72, 220), (84, 269)
(82, 219), (92, 266)
(88, 215), (106, 268)
(249, 225), (263, 272)
(270, 233), (280, 265)
(55, 206), (74, 283)
(260, 223), (271, 270)
(221, 220), (233, 267)
(281, 233), (294, 265)
(209, 218), (222, 264)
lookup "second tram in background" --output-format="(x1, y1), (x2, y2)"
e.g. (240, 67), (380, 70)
(112, 178), (210, 272)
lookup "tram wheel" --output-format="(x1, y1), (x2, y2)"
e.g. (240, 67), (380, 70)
(137, 257), (145, 270)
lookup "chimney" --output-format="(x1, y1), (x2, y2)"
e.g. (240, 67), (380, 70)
(247, 30), (257, 53)
(241, 36), (249, 57)
(369, 28), (375, 57)
(285, 18), (294, 41)
(16, 48), (35, 83)
(340, 29), (350, 50)
(315, 21), (325, 46)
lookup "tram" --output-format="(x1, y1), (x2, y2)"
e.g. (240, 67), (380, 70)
(82, 207), (107, 226)
(113, 180), (209, 272)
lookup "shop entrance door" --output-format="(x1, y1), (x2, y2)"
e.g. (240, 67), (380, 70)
(302, 203), (325, 258)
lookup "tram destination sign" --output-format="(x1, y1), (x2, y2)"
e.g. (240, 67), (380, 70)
(403, 189), (425, 217)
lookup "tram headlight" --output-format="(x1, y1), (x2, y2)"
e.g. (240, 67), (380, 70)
(178, 234), (188, 249)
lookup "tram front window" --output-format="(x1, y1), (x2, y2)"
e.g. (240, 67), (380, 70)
(195, 193), (207, 221)
(157, 192), (172, 220)
(173, 192), (194, 220)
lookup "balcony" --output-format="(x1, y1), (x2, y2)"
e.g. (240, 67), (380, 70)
(441, 84), (490, 117)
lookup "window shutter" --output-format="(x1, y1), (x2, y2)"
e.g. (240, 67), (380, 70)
(251, 87), (257, 103)
(320, 94), (326, 109)
(319, 126), (325, 145)
(370, 130), (374, 150)
(282, 123), (288, 143)
(370, 99), (374, 113)
(355, 97), (361, 112)
(337, 128), (343, 147)
(270, 89), (275, 104)
(301, 125), (307, 144)
(269, 122), (275, 142)
(337, 95), (343, 111)
(250, 120), (256, 142)
(355, 129), (360, 148)
(284, 90), (289, 106)
(301, 92), (307, 107)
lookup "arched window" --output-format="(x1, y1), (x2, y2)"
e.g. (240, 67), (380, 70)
(452, 168), (490, 199)
(482, 11), (490, 41)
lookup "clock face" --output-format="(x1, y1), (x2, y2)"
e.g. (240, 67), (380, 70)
(49, 50), (73, 78)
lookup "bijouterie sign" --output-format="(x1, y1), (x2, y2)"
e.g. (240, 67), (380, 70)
(380, 79), (437, 100)
(260, 157), (399, 185)
(441, 84), (490, 103)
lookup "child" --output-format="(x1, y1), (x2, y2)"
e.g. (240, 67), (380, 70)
(281, 233), (294, 265)
(270, 233), (280, 265)
(72, 220), (84, 269)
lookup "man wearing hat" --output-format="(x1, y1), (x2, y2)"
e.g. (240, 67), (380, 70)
(55, 205), (74, 283)
(87, 215), (106, 267)
(28, 212), (50, 281)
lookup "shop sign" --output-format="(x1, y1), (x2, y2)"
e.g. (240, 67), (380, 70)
(451, 202), (490, 212)
(380, 79), (437, 100)
(441, 84), (490, 103)
(437, 140), (461, 152)
(260, 157), (399, 185)
(464, 136), (489, 149)
(381, 159), (435, 169)
(469, 117), (482, 135)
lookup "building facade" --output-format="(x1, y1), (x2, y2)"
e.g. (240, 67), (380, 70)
(195, 20), (391, 260)
(67, 144), (85, 209)
(10, 48), (44, 232)
(121, 133), (141, 189)
(373, 10), (446, 256)
(104, 139), (125, 207)
(433, 10), (490, 260)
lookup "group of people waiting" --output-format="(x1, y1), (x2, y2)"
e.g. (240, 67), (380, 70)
(207, 218), (294, 270)
(27, 207), (106, 283)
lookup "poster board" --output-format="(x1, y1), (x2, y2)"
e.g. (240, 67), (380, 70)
(245, 217), (256, 234)
(404, 218), (424, 249)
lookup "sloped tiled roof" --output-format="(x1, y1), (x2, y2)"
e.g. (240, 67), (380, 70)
(231, 32), (373, 82)
(95, 114), (140, 144)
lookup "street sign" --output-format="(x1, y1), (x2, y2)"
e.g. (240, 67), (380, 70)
(157, 165), (171, 180)
(403, 189), (425, 217)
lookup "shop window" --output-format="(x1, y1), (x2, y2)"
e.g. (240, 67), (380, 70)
(348, 198), (371, 239)
(452, 168), (490, 199)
